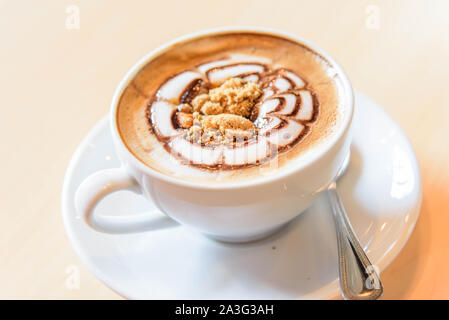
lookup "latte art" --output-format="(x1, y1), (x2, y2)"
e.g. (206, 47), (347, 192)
(148, 55), (317, 169)
(117, 32), (342, 183)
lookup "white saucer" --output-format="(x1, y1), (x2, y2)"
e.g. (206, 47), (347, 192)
(62, 91), (422, 299)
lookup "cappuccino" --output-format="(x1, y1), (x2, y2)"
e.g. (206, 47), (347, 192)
(117, 32), (345, 183)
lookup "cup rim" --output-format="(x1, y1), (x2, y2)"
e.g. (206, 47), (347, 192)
(110, 26), (354, 190)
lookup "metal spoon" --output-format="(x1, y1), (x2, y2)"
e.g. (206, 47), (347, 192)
(328, 152), (383, 300)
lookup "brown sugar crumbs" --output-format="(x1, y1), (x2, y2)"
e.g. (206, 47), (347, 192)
(191, 78), (262, 118)
(201, 114), (254, 133)
(174, 78), (262, 145)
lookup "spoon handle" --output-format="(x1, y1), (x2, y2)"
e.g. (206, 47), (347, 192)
(327, 183), (383, 300)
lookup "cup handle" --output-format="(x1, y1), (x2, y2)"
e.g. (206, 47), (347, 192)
(75, 167), (163, 233)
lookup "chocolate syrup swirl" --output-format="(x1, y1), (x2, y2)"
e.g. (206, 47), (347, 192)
(147, 54), (318, 170)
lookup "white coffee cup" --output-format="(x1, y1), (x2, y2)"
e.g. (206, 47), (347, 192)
(75, 27), (354, 243)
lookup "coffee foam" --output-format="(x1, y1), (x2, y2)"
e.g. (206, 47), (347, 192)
(117, 33), (344, 183)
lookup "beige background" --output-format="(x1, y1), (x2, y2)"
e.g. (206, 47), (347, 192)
(1, 0), (448, 299)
